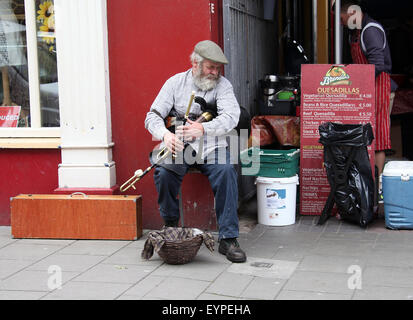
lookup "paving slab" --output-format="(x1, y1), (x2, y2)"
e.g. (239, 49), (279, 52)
(58, 240), (130, 256)
(227, 257), (298, 280)
(240, 277), (286, 300)
(0, 290), (47, 300)
(165, 260), (229, 282)
(276, 290), (352, 300)
(102, 246), (163, 266)
(312, 238), (375, 258)
(41, 281), (131, 300)
(197, 293), (241, 300)
(283, 270), (355, 295)
(339, 222), (368, 233)
(0, 269), (78, 292)
(0, 238), (17, 248)
(322, 219), (342, 233)
(14, 239), (76, 246)
(1, 220), (413, 301)
(26, 254), (107, 272)
(261, 230), (322, 243)
(144, 276), (211, 300)
(73, 263), (158, 284)
(0, 259), (35, 280)
(205, 271), (253, 297)
(362, 265), (413, 288)
(117, 275), (166, 300)
(374, 235), (413, 249)
(297, 254), (365, 273)
(364, 247), (413, 268)
(271, 242), (316, 261)
(149, 257), (228, 282)
(0, 227), (12, 238)
(352, 285), (413, 300)
(243, 242), (280, 259)
(0, 243), (63, 261)
(320, 231), (378, 241)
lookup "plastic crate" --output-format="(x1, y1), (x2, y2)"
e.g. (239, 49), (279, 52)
(240, 148), (299, 178)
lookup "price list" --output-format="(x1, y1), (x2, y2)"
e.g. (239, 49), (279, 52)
(299, 64), (375, 216)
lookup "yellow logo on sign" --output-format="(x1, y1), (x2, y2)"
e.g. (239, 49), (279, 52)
(320, 66), (352, 86)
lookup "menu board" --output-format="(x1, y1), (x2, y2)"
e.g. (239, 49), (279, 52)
(300, 64), (375, 216)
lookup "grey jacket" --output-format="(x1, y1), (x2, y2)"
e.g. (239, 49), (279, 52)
(145, 69), (240, 159)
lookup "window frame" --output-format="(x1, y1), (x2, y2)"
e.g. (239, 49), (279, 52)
(0, 0), (60, 141)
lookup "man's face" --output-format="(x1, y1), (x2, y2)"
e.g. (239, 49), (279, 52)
(200, 59), (222, 80)
(193, 59), (222, 91)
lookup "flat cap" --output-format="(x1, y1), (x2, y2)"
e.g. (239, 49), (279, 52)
(194, 40), (229, 65)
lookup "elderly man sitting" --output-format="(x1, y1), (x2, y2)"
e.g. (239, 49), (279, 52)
(144, 40), (246, 263)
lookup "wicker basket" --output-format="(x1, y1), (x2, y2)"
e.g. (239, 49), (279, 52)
(157, 235), (203, 265)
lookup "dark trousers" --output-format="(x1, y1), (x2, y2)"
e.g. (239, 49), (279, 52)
(153, 148), (239, 240)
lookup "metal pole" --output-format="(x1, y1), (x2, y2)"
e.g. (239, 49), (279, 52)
(293, 0), (298, 40)
(335, 0), (342, 64)
(285, 0), (291, 39)
(312, 0), (318, 63)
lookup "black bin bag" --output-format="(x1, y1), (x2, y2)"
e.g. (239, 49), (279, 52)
(317, 122), (375, 228)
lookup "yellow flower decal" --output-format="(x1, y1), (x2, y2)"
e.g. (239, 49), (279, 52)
(39, 24), (54, 44)
(37, 1), (55, 51)
(37, 1), (54, 23)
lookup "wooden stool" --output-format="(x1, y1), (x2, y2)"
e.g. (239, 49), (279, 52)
(178, 167), (220, 229)
(178, 168), (203, 227)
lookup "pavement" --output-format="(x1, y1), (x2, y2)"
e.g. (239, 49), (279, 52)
(1, 212), (413, 301)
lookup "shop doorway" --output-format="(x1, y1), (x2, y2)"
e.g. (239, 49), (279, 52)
(223, 0), (413, 158)
(222, 0), (413, 226)
(223, 0), (316, 116)
(358, 0), (413, 161)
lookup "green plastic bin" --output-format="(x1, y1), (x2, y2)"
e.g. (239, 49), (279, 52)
(240, 147), (300, 178)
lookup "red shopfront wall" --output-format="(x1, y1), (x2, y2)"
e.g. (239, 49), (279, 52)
(107, 0), (223, 230)
(0, 149), (60, 225)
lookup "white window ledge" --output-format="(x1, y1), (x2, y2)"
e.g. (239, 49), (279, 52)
(0, 127), (61, 138)
(0, 138), (61, 149)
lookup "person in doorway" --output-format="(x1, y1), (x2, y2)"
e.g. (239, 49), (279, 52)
(144, 40), (246, 263)
(338, 0), (398, 203)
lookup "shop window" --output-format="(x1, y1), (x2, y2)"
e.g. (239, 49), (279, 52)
(0, 0), (59, 138)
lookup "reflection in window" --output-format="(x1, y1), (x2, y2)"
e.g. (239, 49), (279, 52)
(0, 0), (59, 129)
(0, 0), (28, 127)
(36, 0), (59, 127)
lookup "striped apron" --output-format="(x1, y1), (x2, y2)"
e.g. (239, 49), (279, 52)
(350, 30), (391, 151)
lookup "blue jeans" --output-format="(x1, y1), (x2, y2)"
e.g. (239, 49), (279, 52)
(153, 148), (239, 240)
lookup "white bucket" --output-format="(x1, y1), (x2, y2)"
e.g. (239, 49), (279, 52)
(256, 175), (299, 226)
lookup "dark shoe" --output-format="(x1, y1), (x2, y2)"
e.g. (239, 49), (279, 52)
(219, 238), (246, 263)
(163, 219), (179, 228)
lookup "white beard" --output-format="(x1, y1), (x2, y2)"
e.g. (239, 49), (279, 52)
(193, 68), (219, 91)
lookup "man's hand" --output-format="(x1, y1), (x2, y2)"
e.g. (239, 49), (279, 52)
(163, 131), (184, 155)
(175, 119), (205, 142)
